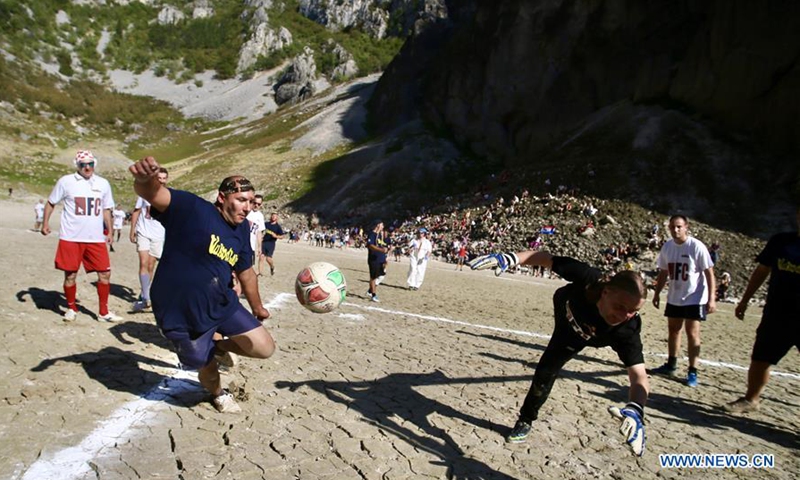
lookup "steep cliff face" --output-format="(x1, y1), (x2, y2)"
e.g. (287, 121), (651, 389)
(370, 0), (800, 209)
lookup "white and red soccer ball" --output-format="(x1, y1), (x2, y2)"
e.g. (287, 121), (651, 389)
(295, 262), (347, 313)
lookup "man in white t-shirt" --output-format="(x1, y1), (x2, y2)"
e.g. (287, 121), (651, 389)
(33, 199), (45, 232)
(651, 215), (716, 387)
(111, 206), (127, 245)
(129, 167), (168, 312)
(41, 150), (122, 322)
(246, 194), (266, 275)
(407, 228), (433, 290)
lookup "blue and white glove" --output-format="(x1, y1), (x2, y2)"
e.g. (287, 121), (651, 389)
(608, 402), (645, 457)
(468, 252), (519, 276)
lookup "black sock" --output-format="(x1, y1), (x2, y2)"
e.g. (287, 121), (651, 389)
(667, 356), (677, 369)
(688, 366), (698, 374)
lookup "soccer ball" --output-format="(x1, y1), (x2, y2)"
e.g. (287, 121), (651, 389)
(295, 262), (347, 313)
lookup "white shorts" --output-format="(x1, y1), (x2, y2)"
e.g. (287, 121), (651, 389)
(136, 234), (164, 259)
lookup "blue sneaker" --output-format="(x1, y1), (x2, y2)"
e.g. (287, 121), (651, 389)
(687, 371), (699, 387)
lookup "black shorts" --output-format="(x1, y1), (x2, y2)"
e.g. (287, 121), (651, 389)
(751, 315), (800, 365)
(368, 261), (386, 280)
(664, 303), (707, 321)
(261, 241), (276, 257)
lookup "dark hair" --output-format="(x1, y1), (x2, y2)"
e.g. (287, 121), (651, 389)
(605, 270), (648, 300)
(158, 167), (168, 175)
(255, 194), (263, 200)
(218, 176), (254, 195)
(669, 214), (688, 224)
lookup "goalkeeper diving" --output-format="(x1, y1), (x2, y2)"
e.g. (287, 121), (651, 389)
(469, 251), (649, 457)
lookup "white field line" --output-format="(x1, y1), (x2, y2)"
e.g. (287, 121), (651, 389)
(22, 293), (296, 480)
(340, 300), (800, 380)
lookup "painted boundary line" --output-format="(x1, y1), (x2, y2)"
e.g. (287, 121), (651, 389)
(340, 300), (800, 380)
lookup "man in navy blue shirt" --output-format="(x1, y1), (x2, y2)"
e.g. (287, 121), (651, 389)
(726, 203), (800, 413)
(130, 156), (275, 413)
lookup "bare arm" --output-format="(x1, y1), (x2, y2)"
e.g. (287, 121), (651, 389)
(516, 250), (554, 269)
(627, 363), (649, 407)
(103, 208), (113, 244)
(237, 267), (270, 320)
(129, 208), (141, 243)
(129, 156), (171, 212)
(41, 202), (56, 236)
(735, 264), (771, 320)
(704, 266), (717, 314)
(652, 270), (668, 308)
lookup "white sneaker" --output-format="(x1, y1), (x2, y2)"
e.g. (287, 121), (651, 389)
(131, 300), (151, 313)
(212, 390), (242, 413)
(63, 309), (78, 322)
(98, 311), (123, 322)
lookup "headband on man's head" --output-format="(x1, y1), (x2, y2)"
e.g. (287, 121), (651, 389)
(73, 150), (97, 168)
(218, 176), (254, 195)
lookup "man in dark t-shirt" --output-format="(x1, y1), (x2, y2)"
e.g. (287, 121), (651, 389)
(260, 212), (285, 276)
(130, 156), (275, 414)
(470, 250), (649, 456)
(726, 204), (800, 413)
(366, 220), (389, 302)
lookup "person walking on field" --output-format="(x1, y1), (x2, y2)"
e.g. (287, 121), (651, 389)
(247, 195), (266, 275)
(129, 156), (274, 413)
(129, 167), (169, 312)
(651, 215), (716, 387)
(724, 203), (800, 413)
(366, 220), (389, 302)
(33, 199), (45, 232)
(260, 212), (285, 276)
(41, 150), (122, 322)
(469, 250), (649, 456)
(112, 205), (126, 244)
(407, 228), (433, 290)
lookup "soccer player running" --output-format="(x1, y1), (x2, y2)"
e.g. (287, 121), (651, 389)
(470, 250), (648, 456)
(366, 220), (389, 302)
(129, 167), (168, 312)
(650, 215), (716, 387)
(724, 203), (800, 413)
(129, 156), (275, 413)
(41, 150), (122, 322)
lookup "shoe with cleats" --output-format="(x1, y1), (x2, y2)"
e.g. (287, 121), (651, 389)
(506, 420), (531, 444)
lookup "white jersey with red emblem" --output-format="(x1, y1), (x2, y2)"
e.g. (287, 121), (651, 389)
(48, 172), (115, 243)
(134, 196), (165, 240)
(656, 236), (713, 305)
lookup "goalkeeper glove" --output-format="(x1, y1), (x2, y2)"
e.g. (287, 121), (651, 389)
(608, 402), (645, 457)
(468, 252), (519, 276)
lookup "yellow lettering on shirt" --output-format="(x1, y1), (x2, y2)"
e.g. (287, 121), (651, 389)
(208, 234), (239, 266)
(777, 258), (800, 275)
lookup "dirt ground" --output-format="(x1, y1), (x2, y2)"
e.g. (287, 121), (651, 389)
(0, 196), (797, 480)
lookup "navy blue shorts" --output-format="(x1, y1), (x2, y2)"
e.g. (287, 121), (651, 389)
(261, 241), (276, 257)
(162, 304), (262, 370)
(368, 261), (386, 280)
(664, 303), (707, 321)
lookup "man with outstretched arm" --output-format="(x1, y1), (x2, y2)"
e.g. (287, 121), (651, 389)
(129, 156), (275, 413)
(470, 250), (649, 456)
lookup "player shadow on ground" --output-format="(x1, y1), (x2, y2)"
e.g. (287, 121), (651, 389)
(16, 287), (95, 317)
(459, 330), (624, 369)
(276, 370), (523, 480)
(108, 320), (172, 349)
(29, 346), (206, 408)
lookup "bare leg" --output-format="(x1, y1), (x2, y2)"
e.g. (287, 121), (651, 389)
(667, 317), (684, 360)
(744, 360), (771, 403)
(685, 319), (701, 369)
